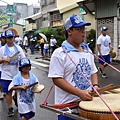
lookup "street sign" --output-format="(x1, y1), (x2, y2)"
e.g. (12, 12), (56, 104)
(6, 5), (16, 27)
(6, 5), (16, 15)
(9, 16), (13, 27)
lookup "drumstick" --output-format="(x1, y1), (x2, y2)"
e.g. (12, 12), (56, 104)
(103, 85), (120, 91)
(26, 82), (38, 89)
(10, 51), (20, 60)
(91, 84), (114, 96)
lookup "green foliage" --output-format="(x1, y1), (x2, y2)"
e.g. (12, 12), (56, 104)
(34, 26), (65, 46)
(0, 14), (9, 25)
(87, 29), (96, 44)
(87, 29), (96, 53)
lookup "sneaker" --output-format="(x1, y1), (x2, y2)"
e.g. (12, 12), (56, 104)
(8, 107), (14, 117)
(98, 67), (102, 74)
(0, 92), (4, 99)
(13, 96), (18, 107)
(102, 73), (107, 78)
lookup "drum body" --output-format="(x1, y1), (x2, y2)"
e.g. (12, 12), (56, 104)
(78, 94), (120, 120)
(109, 50), (116, 58)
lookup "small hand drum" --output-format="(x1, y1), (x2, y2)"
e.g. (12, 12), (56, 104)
(32, 84), (45, 93)
(109, 50), (116, 58)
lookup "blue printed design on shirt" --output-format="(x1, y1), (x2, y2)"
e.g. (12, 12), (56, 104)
(103, 39), (109, 47)
(19, 88), (34, 103)
(72, 58), (91, 90)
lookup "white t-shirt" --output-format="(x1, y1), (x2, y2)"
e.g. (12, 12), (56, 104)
(23, 36), (28, 46)
(44, 43), (49, 49)
(8, 77), (37, 114)
(50, 38), (57, 46)
(0, 45), (25, 80)
(14, 37), (22, 45)
(48, 47), (98, 104)
(17, 78), (36, 114)
(97, 34), (111, 55)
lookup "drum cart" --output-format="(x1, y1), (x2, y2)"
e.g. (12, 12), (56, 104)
(40, 104), (91, 120)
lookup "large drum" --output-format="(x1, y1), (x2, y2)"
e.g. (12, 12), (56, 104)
(78, 94), (120, 120)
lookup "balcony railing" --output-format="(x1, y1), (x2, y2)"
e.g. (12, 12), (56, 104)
(49, 14), (62, 21)
(25, 23), (36, 32)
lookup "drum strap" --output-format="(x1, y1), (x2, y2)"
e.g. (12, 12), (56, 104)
(88, 50), (120, 73)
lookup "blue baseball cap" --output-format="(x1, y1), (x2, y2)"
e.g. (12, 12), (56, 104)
(19, 58), (31, 68)
(64, 14), (91, 30)
(4, 30), (15, 38)
(101, 27), (108, 31)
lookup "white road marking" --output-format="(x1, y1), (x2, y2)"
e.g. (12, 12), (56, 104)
(31, 60), (49, 67)
(36, 59), (50, 63)
(31, 66), (36, 69)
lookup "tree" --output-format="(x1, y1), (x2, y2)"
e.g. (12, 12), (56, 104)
(34, 26), (65, 47)
(87, 29), (96, 53)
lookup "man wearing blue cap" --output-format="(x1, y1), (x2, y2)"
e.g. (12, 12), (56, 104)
(97, 27), (113, 78)
(0, 29), (25, 117)
(48, 15), (99, 120)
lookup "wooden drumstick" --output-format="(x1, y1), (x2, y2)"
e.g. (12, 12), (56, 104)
(10, 51), (20, 60)
(26, 82), (38, 89)
(91, 84), (114, 96)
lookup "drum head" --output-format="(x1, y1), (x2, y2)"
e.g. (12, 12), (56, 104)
(32, 84), (45, 93)
(79, 94), (120, 112)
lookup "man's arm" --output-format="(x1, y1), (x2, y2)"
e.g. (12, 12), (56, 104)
(97, 44), (102, 56)
(91, 73), (99, 89)
(0, 58), (11, 64)
(109, 43), (113, 50)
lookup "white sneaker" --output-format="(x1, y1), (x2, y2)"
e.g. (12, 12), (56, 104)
(0, 92), (4, 99)
(102, 73), (107, 78)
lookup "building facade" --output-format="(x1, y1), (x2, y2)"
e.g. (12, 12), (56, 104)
(78, 0), (120, 58)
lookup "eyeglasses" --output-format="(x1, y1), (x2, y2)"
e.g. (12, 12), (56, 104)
(74, 27), (86, 32)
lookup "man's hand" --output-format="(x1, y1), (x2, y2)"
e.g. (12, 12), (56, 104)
(78, 90), (93, 101)
(2, 58), (11, 62)
(92, 86), (100, 97)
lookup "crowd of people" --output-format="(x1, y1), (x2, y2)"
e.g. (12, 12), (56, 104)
(0, 14), (117, 120)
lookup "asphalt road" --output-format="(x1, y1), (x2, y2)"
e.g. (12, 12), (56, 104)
(0, 50), (120, 120)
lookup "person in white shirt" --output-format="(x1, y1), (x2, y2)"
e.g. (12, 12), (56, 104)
(43, 41), (49, 57)
(48, 14), (99, 120)
(23, 35), (28, 56)
(97, 27), (113, 78)
(14, 35), (22, 47)
(9, 58), (39, 120)
(0, 29), (25, 117)
(50, 35), (57, 54)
